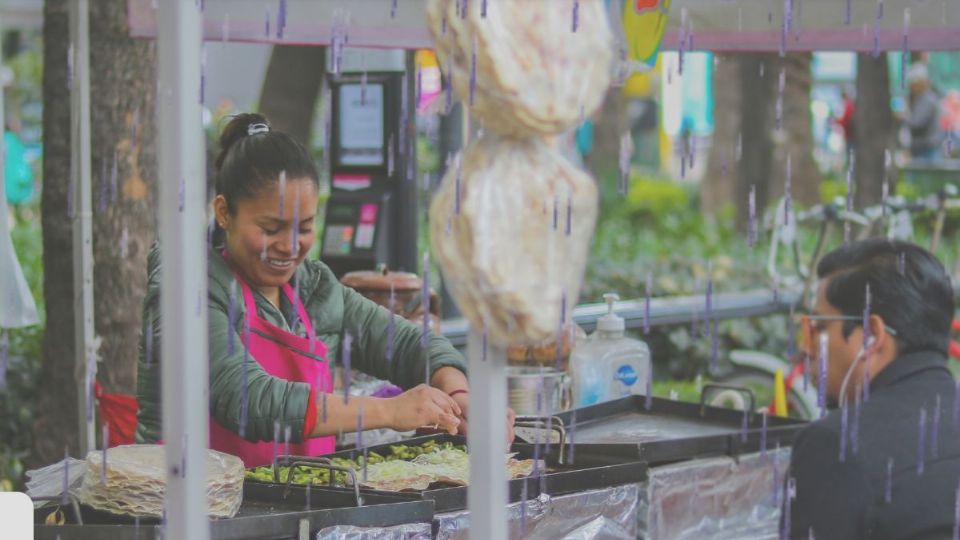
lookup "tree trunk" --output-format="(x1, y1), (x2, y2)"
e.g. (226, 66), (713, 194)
(769, 53), (821, 208)
(34, 0), (76, 464)
(702, 54), (741, 215)
(854, 53), (894, 210)
(33, 0), (157, 465)
(258, 45), (325, 145)
(737, 54), (777, 234)
(89, 0), (158, 393)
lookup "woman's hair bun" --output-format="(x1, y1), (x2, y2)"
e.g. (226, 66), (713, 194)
(215, 113), (270, 172)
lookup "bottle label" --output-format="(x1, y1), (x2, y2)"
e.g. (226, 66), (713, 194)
(616, 365), (639, 387)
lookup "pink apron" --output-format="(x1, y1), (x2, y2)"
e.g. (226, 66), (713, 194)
(209, 275), (335, 466)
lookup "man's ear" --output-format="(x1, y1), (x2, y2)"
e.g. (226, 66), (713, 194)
(868, 314), (895, 355)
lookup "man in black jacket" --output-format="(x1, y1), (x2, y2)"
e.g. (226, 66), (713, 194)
(786, 239), (958, 539)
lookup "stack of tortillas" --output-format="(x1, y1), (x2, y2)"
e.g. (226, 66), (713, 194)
(77, 445), (245, 519)
(427, 0), (613, 137)
(427, 0), (610, 346)
(429, 136), (598, 345)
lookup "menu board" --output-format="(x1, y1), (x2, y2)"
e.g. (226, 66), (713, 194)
(338, 83), (385, 167)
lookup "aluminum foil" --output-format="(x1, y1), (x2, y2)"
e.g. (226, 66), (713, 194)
(315, 522), (432, 540)
(435, 484), (639, 539)
(638, 448), (791, 540)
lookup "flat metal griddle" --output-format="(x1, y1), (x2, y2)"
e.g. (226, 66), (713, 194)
(248, 434), (648, 513)
(554, 394), (807, 465)
(33, 486), (433, 540)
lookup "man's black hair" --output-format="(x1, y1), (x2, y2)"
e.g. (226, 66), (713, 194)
(817, 239), (955, 355)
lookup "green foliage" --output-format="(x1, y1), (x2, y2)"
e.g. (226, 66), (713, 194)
(1, 206), (44, 490)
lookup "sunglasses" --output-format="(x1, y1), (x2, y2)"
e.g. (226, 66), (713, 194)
(800, 314), (897, 336)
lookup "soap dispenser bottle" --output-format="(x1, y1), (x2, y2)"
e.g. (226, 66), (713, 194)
(570, 293), (652, 407)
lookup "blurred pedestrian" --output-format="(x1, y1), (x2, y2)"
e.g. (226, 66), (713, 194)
(899, 63), (945, 161)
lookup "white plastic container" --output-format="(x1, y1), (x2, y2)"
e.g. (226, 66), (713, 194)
(570, 293), (652, 408)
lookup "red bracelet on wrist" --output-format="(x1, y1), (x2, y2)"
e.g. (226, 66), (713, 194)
(448, 389), (469, 398)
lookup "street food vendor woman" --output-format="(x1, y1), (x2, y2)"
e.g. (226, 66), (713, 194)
(135, 113), (490, 466)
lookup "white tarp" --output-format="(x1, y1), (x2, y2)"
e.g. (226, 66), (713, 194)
(127, 0), (960, 52)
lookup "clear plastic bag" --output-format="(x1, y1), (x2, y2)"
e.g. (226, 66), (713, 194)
(427, 0), (614, 137)
(0, 182), (39, 328)
(429, 134), (598, 346)
(25, 457), (87, 509)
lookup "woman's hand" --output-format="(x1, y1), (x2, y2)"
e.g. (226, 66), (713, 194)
(387, 384), (462, 434)
(450, 392), (517, 445)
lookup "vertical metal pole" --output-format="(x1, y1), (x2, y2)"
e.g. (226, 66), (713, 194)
(467, 329), (507, 540)
(158, 2), (210, 539)
(68, 0), (96, 456)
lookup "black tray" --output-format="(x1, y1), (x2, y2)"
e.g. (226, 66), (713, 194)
(249, 434), (649, 513)
(34, 488), (434, 540)
(554, 394), (807, 465)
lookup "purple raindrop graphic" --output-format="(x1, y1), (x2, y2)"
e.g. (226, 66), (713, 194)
(519, 474), (529, 533)
(748, 185), (757, 248)
(917, 407), (927, 476)
(863, 283), (872, 349)
(343, 333), (353, 403)
(481, 0), (488, 18)
(844, 0), (852, 25)
(178, 177), (185, 212)
(272, 421), (280, 467)
(899, 252), (906, 275)
(644, 272), (652, 335)
(261, 232), (268, 261)
(386, 285), (396, 362)
(572, 0), (580, 32)
(565, 190), (573, 237)
(552, 194), (559, 231)
(98, 157), (108, 212)
(761, 410), (769, 457)
(776, 69), (785, 129)
(227, 282), (237, 355)
(782, 476), (796, 538)
(390, 0), (398, 18)
(200, 45), (207, 103)
(100, 425), (109, 485)
(901, 10), (911, 90)
(851, 391), (861, 455)
(619, 132), (633, 195)
(221, 14), (230, 43)
(740, 407), (748, 443)
(120, 226), (129, 259)
(180, 434), (188, 478)
(645, 360), (653, 411)
(568, 409), (577, 464)
(885, 457), (894, 503)
(145, 312), (154, 367)
(469, 38), (477, 106)
(277, 170), (287, 217)
(291, 184), (301, 258)
(85, 352), (96, 424)
(933, 394), (942, 459)
(482, 321), (489, 361)
(264, 7), (270, 38)
(62, 447), (70, 507)
(0, 331), (7, 391)
(954, 479), (960, 540)
(321, 391), (329, 424)
(710, 318), (719, 371)
(239, 347), (249, 438)
(421, 252), (431, 348)
(356, 405), (365, 450)
(839, 403), (849, 462)
(954, 380), (960, 429)
(276, 0), (287, 39)
(284, 424), (291, 458)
